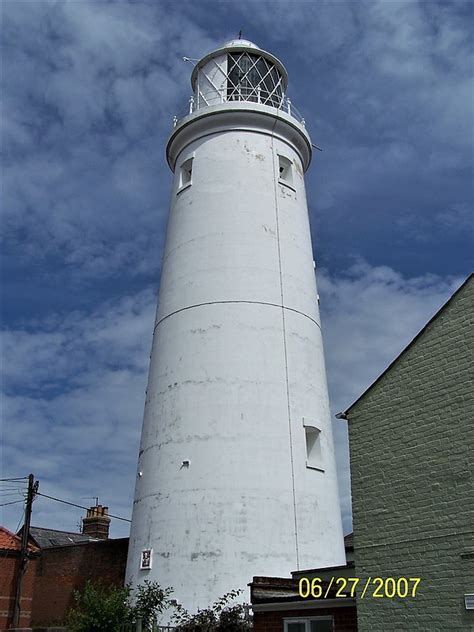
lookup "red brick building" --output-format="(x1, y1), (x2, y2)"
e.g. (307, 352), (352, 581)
(1, 505), (128, 628)
(0, 526), (39, 631)
(30, 536), (128, 626)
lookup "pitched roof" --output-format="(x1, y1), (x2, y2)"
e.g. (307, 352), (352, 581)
(23, 526), (99, 548)
(0, 526), (22, 551)
(0, 525), (39, 552)
(340, 273), (473, 418)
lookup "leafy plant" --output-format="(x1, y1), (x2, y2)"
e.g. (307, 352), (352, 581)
(67, 579), (174, 632)
(173, 589), (252, 631)
(130, 580), (174, 629)
(66, 580), (131, 632)
(67, 581), (252, 631)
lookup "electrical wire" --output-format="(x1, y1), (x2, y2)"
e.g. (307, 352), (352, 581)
(0, 499), (25, 507)
(36, 492), (131, 523)
(0, 477), (29, 482)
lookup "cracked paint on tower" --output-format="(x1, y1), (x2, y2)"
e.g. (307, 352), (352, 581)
(126, 38), (345, 614)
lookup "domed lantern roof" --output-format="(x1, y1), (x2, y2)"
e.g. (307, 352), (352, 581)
(191, 39), (288, 110)
(223, 38), (259, 49)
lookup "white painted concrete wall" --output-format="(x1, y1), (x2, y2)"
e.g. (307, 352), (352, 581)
(126, 50), (345, 618)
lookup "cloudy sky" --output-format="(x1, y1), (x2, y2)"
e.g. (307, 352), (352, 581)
(1, 0), (472, 541)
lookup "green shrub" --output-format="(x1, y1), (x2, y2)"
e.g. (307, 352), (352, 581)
(173, 589), (252, 631)
(132, 580), (173, 629)
(67, 581), (252, 631)
(67, 579), (173, 631)
(66, 580), (131, 632)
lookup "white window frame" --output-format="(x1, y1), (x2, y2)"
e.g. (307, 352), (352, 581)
(178, 156), (194, 193)
(284, 616), (334, 632)
(303, 418), (324, 472)
(278, 154), (296, 191)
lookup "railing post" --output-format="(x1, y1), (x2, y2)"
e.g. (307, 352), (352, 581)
(173, 115), (178, 127)
(287, 98), (291, 115)
(189, 95), (194, 114)
(257, 86), (261, 104)
(301, 118), (305, 127)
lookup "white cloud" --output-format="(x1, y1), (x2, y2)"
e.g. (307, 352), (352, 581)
(318, 262), (463, 532)
(1, 0), (218, 278)
(1, 288), (156, 536)
(1, 262), (464, 540)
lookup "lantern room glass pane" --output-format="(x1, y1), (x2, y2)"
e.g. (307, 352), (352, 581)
(227, 52), (283, 107)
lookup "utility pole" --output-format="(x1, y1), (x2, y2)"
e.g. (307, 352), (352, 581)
(11, 473), (38, 629)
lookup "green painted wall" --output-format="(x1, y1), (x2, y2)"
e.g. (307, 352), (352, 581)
(347, 276), (474, 632)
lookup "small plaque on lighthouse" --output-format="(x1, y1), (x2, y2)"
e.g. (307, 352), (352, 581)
(140, 548), (153, 570)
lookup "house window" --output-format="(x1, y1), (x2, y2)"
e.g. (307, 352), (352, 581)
(304, 422), (323, 470)
(178, 157), (193, 190)
(284, 617), (333, 632)
(278, 155), (293, 186)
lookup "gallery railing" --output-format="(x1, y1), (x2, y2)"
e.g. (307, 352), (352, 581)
(173, 88), (306, 128)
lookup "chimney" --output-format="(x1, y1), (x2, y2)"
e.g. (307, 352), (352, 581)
(82, 505), (110, 539)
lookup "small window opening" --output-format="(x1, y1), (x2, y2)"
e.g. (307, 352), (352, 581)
(304, 424), (323, 470)
(284, 618), (333, 632)
(179, 157), (193, 190)
(278, 155), (293, 186)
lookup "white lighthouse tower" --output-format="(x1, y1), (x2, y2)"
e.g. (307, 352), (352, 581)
(126, 39), (345, 614)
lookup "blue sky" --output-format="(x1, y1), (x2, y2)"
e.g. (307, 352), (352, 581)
(1, 0), (472, 539)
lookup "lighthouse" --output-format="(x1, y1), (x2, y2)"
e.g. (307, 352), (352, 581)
(126, 38), (345, 614)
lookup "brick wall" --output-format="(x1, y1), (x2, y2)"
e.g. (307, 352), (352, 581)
(253, 606), (357, 632)
(31, 537), (128, 626)
(347, 277), (474, 631)
(0, 553), (37, 631)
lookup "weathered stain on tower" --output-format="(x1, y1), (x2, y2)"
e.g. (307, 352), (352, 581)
(126, 39), (345, 614)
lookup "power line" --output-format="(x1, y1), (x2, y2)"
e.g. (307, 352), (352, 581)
(0, 499), (25, 507)
(36, 492), (131, 523)
(0, 477), (29, 482)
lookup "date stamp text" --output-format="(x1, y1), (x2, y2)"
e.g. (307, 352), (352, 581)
(298, 577), (421, 599)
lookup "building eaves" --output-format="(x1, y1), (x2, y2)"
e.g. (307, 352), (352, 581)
(343, 532), (354, 550)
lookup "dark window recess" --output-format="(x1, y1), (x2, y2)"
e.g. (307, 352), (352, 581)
(279, 155), (293, 186)
(305, 425), (323, 470)
(179, 158), (193, 189)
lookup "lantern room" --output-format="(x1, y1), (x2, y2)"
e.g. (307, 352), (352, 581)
(190, 39), (289, 110)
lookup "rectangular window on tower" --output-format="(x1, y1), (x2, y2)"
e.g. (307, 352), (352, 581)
(303, 420), (324, 471)
(278, 154), (295, 190)
(178, 157), (194, 192)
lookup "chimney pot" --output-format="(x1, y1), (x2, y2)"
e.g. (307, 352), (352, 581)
(82, 504), (111, 539)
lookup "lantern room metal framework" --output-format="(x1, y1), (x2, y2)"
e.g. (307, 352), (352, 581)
(176, 39), (305, 124)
